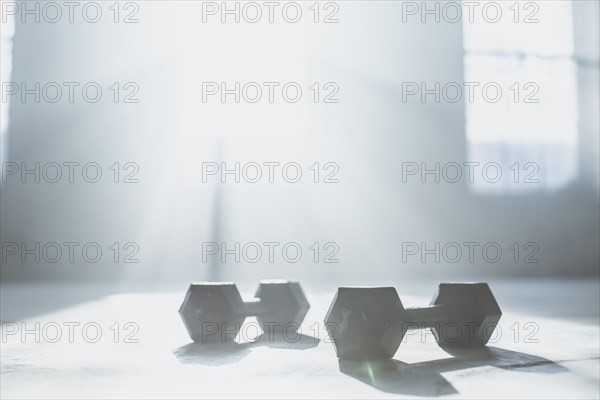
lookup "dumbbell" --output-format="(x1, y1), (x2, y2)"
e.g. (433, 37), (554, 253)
(324, 283), (502, 360)
(179, 280), (309, 342)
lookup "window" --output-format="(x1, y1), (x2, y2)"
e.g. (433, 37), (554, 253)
(463, 1), (578, 194)
(1, 10), (15, 166)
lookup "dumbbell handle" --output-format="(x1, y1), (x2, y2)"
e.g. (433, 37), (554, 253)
(244, 298), (269, 316)
(403, 304), (455, 329)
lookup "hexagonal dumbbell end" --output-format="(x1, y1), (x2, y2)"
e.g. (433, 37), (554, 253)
(324, 287), (406, 360)
(254, 280), (310, 336)
(179, 283), (246, 343)
(430, 283), (502, 347)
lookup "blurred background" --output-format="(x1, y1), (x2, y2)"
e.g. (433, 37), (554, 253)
(0, 0), (598, 300)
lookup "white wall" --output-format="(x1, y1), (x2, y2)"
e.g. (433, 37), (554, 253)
(1, 1), (598, 285)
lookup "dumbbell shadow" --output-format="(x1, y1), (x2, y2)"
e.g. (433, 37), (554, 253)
(338, 347), (567, 397)
(173, 341), (253, 366)
(173, 332), (319, 366)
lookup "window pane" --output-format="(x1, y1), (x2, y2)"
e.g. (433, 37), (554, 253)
(465, 55), (578, 145)
(463, 0), (574, 57)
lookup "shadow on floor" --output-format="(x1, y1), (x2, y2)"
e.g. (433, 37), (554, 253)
(338, 347), (568, 397)
(0, 283), (120, 322)
(173, 334), (319, 366)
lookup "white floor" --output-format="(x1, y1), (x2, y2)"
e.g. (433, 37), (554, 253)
(1, 280), (599, 398)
